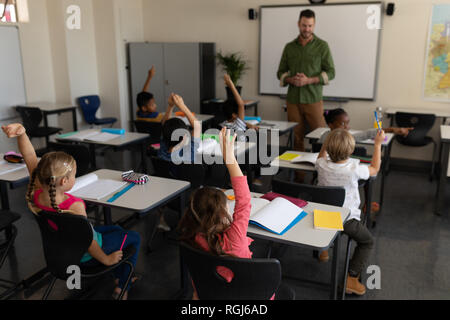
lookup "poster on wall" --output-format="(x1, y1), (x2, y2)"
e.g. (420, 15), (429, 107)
(423, 4), (450, 102)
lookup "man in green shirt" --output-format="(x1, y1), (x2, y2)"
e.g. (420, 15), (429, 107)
(277, 9), (335, 153)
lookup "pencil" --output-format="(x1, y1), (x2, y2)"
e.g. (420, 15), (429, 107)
(120, 234), (128, 251)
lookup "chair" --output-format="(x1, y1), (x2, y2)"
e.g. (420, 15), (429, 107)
(33, 210), (135, 300)
(394, 112), (437, 179)
(0, 210), (21, 299)
(272, 178), (345, 207)
(179, 241), (295, 300)
(15, 107), (62, 148)
(47, 142), (91, 177)
(312, 142), (368, 157)
(134, 120), (162, 145)
(77, 95), (117, 127)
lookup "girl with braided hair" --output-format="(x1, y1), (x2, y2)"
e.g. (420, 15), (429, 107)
(2, 123), (141, 300)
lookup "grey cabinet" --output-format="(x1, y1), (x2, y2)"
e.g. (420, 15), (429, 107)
(128, 42), (215, 118)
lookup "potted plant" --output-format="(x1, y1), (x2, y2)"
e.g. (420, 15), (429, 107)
(216, 51), (249, 100)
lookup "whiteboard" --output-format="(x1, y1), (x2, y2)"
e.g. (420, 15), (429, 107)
(0, 26), (26, 120)
(259, 2), (382, 100)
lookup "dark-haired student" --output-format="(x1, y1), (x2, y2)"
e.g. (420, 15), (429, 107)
(319, 108), (413, 143)
(221, 74), (259, 140)
(136, 66), (164, 121)
(158, 93), (201, 164)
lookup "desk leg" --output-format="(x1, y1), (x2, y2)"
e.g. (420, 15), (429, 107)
(330, 234), (340, 300)
(364, 178), (374, 228)
(103, 207), (113, 225)
(178, 191), (189, 298)
(72, 109), (78, 131)
(140, 141), (147, 173)
(436, 142), (449, 216)
(89, 144), (97, 170)
(0, 181), (10, 210)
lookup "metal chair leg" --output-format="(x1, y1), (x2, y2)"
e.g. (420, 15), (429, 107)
(42, 276), (57, 300)
(117, 261), (134, 300)
(341, 236), (352, 300)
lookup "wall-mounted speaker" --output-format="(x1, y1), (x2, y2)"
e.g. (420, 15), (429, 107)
(248, 9), (258, 20)
(386, 3), (395, 16)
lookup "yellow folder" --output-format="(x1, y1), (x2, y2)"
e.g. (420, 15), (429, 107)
(278, 153), (300, 161)
(313, 209), (344, 231)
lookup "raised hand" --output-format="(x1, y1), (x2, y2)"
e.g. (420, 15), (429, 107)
(219, 127), (237, 165)
(224, 74), (234, 88)
(148, 65), (155, 78)
(2, 123), (26, 138)
(374, 129), (386, 146)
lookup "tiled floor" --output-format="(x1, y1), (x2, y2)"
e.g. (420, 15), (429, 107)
(0, 148), (449, 300)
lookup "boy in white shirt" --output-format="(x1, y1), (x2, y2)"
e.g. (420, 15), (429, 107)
(315, 128), (385, 295)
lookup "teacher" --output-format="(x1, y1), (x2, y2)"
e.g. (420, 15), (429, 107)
(277, 9), (335, 153)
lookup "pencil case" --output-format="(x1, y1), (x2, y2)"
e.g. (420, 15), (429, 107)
(121, 170), (149, 185)
(101, 128), (125, 135)
(4, 151), (24, 163)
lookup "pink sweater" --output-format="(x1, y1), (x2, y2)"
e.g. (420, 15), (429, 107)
(194, 175), (253, 281)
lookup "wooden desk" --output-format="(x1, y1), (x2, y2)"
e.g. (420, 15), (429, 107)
(225, 189), (350, 300)
(436, 125), (450, 216)
(18, 102), (78, 132)
(56, 130), (150, 172)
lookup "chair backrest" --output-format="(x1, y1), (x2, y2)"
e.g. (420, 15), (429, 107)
(179, 241), (281, 300)
(394, 112), (436, 146)
(33, 210), (93, 280)
(15, 107), (43, 133)
(77, 95), (100, 124)
(47, 142), (91, 177)
(312, 142), (367, 157)
(272, 178), (345, 207)
(150, 156), (206, 189)
(134, 120), (162, 140)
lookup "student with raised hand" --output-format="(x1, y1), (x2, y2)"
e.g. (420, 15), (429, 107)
(2, 123), (141, 300)
(319, 108), (413, 143)
(222, 74), (259, 135)
(158, 93), (201, 164)
(136, 65), (163, 121)
(315, 128), (385, 296)
(178, 127), (259, 300)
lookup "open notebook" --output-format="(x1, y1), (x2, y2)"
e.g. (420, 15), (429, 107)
(69, 173), (128, 200)
(227, 197), (307, 235)
(58, 130), (119, 143)
(278, 152), (319, 165)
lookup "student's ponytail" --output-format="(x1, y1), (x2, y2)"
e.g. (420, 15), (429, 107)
(26, 168), (38, 212)
(48, 176), (62, 214)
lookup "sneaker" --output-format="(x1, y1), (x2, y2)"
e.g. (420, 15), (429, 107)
(318, 250), (329, 262)
(157, 215), (171, 232)
(345, 274), (366, 295)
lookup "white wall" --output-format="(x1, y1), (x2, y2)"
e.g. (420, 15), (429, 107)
(142, 0), (449, 161)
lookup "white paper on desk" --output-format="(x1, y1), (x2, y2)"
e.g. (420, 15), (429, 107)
(291, 152), (319, 165)
(197, 138), (219, 154)
(83, 132), (119, 142)
(70, 173), (127, 200)
(59, 130), (99, 141)
(0, 160), (26, 175)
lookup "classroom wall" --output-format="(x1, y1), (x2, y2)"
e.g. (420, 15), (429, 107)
(142, 0), (449, 162)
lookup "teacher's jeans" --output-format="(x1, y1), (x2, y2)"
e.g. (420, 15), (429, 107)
(287, 100), (326, 181)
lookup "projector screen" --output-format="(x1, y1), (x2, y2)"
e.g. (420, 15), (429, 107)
(259, 2), (382, 100)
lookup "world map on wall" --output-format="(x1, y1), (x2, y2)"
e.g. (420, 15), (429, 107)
(424, 4), (450, 101)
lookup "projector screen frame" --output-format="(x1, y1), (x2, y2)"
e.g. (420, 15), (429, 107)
(258, 1), (383, 101)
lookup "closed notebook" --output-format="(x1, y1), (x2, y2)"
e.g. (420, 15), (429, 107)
(313, 209), (344, 231)
(227, 196), (307, 235)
